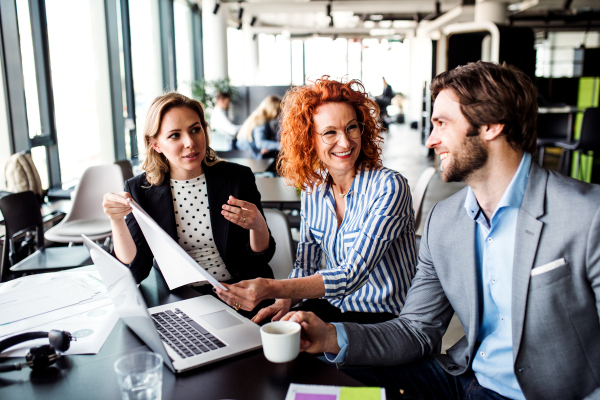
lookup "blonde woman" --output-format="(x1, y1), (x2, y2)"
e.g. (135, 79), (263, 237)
(236, 95), (281, 159)
(102, 92), (275, 315)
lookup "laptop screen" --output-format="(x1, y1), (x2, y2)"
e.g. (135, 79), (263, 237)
(81, 235), (176, 372)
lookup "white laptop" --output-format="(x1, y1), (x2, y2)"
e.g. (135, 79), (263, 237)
(82, 235), (262, 373)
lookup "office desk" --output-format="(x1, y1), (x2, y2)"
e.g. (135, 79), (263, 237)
(225, 158), (274, 174)
(0, 269), (361, 399)
(256, 177), (301, 210)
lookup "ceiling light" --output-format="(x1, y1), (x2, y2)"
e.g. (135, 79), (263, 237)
(212, 2), (219, 15)
(370, 14), (383, 21)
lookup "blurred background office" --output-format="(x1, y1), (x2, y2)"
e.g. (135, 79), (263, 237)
(0, 0), (599, 196)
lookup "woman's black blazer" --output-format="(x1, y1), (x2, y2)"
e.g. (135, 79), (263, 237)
(123, 161), (275, 284)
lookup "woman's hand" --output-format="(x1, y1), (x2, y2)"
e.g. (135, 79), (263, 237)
(221, 196), (267, 232)
(102, 192), (133, 221)
(251, 298), (292, 324)
(214, 278), (274, 312)
(221, 195), (270, 253)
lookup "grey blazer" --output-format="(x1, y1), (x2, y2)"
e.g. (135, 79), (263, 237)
(341, 162), (600, 400)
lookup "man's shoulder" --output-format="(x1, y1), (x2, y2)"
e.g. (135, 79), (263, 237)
(544, 168), (600, 214)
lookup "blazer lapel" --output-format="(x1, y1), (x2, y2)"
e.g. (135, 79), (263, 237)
(204, 164), (231, 264)
(511, 162), (547, 361)
(144, 176), (177, 240)
(453, 208), (481, 343)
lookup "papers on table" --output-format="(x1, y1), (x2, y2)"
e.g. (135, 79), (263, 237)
(285, 384), (385, 400)
(0, 268), (119, 357)
(128, 198), (227, 291)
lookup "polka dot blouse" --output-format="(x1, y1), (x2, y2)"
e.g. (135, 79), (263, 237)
(170, 174), (231, 282)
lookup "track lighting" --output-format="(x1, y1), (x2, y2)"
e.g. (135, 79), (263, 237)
(212, 2), (220, 15)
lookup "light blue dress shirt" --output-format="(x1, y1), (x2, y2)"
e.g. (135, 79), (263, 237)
(290, 167), (416, 315)
(467, 152), (530, 400)
(328, 154), (531, 400)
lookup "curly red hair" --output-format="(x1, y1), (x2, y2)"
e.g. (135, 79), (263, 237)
(277, 76), (383, 192)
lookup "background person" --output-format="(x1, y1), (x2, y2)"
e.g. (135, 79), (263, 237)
(102, 92), (275, 316)
(236, 95), (281, 159)
(215, 77), (417, 325)
(281, 62), (600, 400)
(210, 92), (240, 151)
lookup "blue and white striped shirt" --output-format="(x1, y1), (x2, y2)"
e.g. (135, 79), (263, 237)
(289, 167), (417, 315)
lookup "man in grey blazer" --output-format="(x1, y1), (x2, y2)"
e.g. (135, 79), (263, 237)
(282, 62), (600, 400)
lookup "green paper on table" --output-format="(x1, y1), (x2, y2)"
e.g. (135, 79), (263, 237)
(286, 383), (385, 400)
(339, 387), (381, 400)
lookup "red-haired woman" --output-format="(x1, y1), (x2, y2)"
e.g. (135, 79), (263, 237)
(215, 76), (417, 324)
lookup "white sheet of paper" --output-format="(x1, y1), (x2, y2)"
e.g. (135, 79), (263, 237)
(0, 276), (98, 325)
(0, 304), (119, 357)
(0, 270), (113, 338)
(128, 199), (227, 291)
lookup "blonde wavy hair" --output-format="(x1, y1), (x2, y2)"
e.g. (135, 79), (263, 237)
(141, 92), (221, 186)
(236, 95), (281, 143)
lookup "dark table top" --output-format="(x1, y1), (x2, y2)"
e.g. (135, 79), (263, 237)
(0, 269), (362, 399)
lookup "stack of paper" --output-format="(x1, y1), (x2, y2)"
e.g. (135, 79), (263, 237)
(0, 268), (119, 357)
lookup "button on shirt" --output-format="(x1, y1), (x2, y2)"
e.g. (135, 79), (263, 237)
(467, 152), (531, 400)
(289, 167), (416, 316)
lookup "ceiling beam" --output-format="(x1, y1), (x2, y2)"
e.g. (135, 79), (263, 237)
(238, 1), (460, 15)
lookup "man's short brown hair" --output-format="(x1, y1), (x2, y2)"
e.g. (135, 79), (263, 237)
(430, 62), (538, 154)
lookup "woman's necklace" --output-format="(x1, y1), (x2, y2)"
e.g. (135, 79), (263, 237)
(338, 186), (351, 198)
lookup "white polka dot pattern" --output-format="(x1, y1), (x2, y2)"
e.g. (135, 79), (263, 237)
(170, 174), (231, 281)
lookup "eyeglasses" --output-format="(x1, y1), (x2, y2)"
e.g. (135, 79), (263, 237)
(317, 121), (364, 145)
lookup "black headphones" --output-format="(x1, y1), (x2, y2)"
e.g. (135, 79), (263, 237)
(0, 330), (75, 372)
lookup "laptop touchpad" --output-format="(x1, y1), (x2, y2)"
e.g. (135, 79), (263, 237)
(199, 310), (244, 330)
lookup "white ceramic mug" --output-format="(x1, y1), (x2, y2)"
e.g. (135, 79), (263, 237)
(260, 321), (301, 363)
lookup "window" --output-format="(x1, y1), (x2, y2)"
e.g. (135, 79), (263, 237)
(304, 37), (348, 82)
(258, 34), (291, 85)
(16, 0), (42, 140)
(130, 0), (163, 154)
(46, 0), (111, 184)
(535, 32), (600, 78)
(174, 0), (194, 97)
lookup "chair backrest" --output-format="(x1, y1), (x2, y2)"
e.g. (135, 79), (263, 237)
(412, 167), (437, 229)
(264, 208), (295, 280)
(4, 152), (45, 201)
(66, 164), (125, 222)
(537, 112), (571, 140)
(579, 108), (600, 152)
(0, 191), (44, 275)
(114, 159), (134, 181)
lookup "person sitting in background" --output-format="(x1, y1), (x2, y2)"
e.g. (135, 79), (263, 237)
(236, 95), (281, 159)
(214, 76), (417, 325)
(375, 77), (394, 129)
(210, 92), (240, 151)
(102, 92), (275, 318)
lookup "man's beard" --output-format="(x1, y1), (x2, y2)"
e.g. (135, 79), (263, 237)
(441, 125), (488, 183)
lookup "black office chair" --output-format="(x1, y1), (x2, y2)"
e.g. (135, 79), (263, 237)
(0, 191), (91, 281)
(554, 108), (600, 180)
(114, 159), (134, 181)
(536, 112), (572, 166)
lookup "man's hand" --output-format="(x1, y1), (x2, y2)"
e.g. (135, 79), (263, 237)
(281, 311), (341, 355)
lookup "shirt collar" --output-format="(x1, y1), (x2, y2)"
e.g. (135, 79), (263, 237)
(464, 152), (531, 222)
(318, 167), (370, 198)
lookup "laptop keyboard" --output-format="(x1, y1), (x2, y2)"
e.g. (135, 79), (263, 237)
(151, 308), (226, 359)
